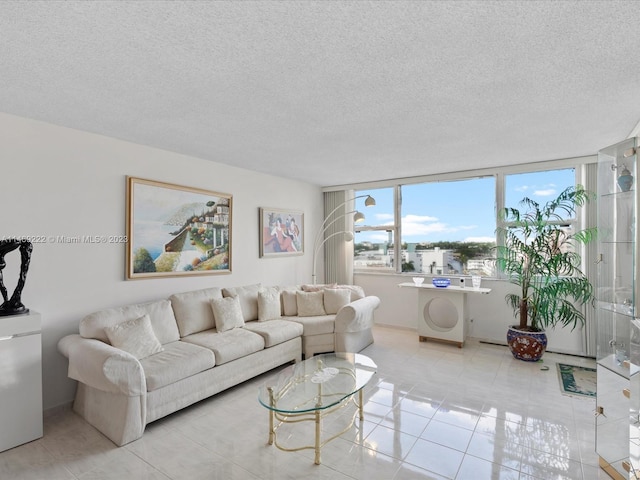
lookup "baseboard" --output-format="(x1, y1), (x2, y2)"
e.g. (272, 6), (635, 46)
(43, 401), (73, 419)
(373, 323), (417, 333)
(478, 338), (594, 359)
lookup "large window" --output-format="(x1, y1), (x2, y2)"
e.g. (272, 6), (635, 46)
(352, 167), (578, 277)
(401, 177), (495, 276)
(501, 168), (578, 276)
(353, 187), (395, 272)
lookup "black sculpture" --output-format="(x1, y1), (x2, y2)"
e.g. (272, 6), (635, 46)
(0, 239), (33, 316)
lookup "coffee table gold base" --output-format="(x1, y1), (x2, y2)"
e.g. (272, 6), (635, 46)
(267, 387), (364, 465)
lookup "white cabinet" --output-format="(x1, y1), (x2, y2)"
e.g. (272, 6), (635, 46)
(0, 311), (42, 452)
(597, 364), (633, 476)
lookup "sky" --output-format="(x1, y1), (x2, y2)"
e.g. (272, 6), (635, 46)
(355, 168), (576, 244)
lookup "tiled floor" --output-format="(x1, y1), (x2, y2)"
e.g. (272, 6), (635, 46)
(1, 325), (607, 480)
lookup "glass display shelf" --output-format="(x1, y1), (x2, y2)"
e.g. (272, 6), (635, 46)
(597, 353), (637, 380)
(596, 137), (638, 480)
(597, 300), (635, 319)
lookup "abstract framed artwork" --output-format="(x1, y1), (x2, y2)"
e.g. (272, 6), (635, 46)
(126, 177), (232, 279)
(259, 207), (304, 257)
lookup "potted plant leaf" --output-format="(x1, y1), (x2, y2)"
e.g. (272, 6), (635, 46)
(495, 185), (597, 361)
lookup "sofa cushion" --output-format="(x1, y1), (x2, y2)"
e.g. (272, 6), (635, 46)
(332, 284), (366, 302)
(296, 290), (326, 316)
(302, 284), (365, 302)
(323, 288), (351, 314)
(80, 299), (180, 345)
(211, 296), (245, 332)
(104, 314), (164, 360)
(222, 284), (262, 321)
(281, 290), (299, 316)
(181, 328), (265, 365)
(302, 283), (337, 292)
(243, 319), (303, 347)
(140, 341), (215, 392)
(258, 287), (281, 321)
(284, 315), (335, 336)
(170, 287), (223, 337)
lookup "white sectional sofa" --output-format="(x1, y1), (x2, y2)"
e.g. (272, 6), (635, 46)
(57, 283), (380, 446)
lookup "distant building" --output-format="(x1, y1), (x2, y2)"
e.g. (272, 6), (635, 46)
(467, 259), (494, 276)
(355, 243), (494, 275)
(407, 246), (459, 274)
(354, 249), (392, 270)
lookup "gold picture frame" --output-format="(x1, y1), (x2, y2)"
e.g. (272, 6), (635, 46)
(126, 177), (232, 279)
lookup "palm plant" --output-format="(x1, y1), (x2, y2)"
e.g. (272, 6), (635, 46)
(495, 185), (597, 332)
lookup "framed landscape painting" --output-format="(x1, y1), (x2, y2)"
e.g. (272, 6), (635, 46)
(259, 207), (304, 257)
(126, 177), (232, 279)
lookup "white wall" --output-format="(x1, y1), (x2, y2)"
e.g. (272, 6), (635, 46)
(0, 113), (322, 410)
(355, 273), (589, 356)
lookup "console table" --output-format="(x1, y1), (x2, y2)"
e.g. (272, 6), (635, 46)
(399, 282), (491, 347)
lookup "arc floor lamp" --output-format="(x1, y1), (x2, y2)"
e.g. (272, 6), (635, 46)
(312, 194), (375, 284)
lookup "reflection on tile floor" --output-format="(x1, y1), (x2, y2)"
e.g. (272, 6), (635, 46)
(1, 325), (605, 479)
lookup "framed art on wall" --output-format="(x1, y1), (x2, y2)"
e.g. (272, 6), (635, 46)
(126, 177), (232, 279)
(259, 207), (304, 257)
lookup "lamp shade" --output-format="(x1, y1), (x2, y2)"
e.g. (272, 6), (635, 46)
(353, 211), (365, 223)
(364, 195), (376, 207)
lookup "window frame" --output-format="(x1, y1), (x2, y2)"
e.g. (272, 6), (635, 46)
(337, 158), (592, 277)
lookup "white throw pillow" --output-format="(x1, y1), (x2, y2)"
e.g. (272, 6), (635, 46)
(221, 283), (261, 321)
(296, 290), (326, 317)
(104, 314), (164, 360)
(331, 284), (366, 301)
(281, 290), (298, 316)
(258, 287), (281, 321)
(211, 296), (245, 332)
(323, 288), (351, 314)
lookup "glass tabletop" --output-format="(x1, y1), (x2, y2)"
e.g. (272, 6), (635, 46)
(258, 353), (377, 414)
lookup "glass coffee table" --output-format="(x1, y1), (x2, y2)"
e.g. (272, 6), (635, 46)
(258, 352), (377, 465)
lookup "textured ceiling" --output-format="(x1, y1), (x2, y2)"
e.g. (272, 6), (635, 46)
(2, 1), (640, 187)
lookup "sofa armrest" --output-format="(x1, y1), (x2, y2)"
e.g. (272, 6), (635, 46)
(334, 296), (381, 333)
(58, 334), (146, 396)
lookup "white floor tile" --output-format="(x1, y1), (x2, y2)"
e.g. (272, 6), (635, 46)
(420, 419), (473, 452)
(405, 438), (465, 479)
(364, 423), (419, 460)
(380, 408), (432, 438)
(2, 325), (604, 479)
(455, 454), (519, 480)
(466, 431), (522, 471)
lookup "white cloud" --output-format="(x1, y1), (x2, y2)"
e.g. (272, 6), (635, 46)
(359, 213), (490, 242)
(404, 214), (438, 222)
(402, 222), (449, 236)
(533, 188), (556, 197)
(401, 213), (477, 237)
(514, 183), (558, 197)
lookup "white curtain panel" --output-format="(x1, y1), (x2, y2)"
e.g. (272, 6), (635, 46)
(323, 190), (355, 285)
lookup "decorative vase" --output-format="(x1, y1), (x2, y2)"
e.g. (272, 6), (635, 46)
(617, 166), (634, 192)
(507, 326), (547, 362)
